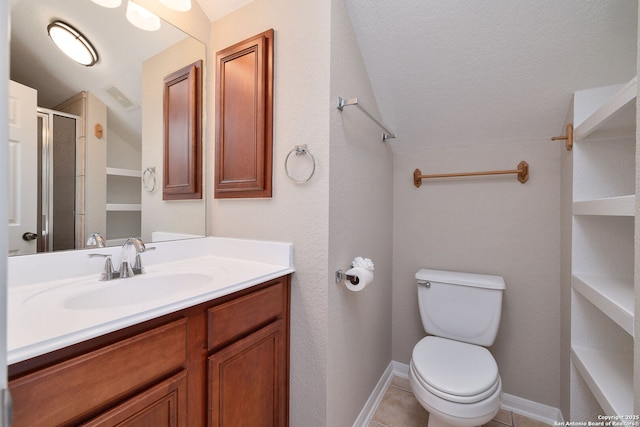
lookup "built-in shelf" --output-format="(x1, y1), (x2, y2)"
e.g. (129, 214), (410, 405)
(106, 204), (142, 212)
(574, 76), (637, 140)
(570, 74), (637, 418)
(571, 346), (633, 416)
(571, 274), (633, 335)
(572, 195), (635, 216)
(106, 167), (142, 178)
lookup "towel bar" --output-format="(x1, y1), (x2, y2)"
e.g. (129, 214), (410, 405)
(337, 96), (396, 141)
(413, 161), (529, 187)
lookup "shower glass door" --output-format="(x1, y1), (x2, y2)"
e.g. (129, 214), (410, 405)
(37, 108), (78, 252)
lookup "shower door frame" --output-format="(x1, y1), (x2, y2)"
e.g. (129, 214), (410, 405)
(36, 108), (81, 253)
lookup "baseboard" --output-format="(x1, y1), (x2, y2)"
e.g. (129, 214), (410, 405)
(354, 361), (564, 427)
(352, 362), (396, 427)
(502, 393), (564, 424)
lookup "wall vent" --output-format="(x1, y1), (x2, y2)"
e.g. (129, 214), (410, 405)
(102, 85), (140, 111)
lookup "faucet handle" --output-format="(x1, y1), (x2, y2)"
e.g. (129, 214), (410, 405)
(132, 246), (155, 273)
(88, 253), (117, 281)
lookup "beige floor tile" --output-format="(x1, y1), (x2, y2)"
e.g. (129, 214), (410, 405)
(390, 375), (412, 392)
(492, 408), (514, 426)
(371, 386), (429, 427)
(369, 375), (546, 427)
(513, 413), (551, 427)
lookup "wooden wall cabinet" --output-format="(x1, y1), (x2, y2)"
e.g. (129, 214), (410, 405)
(9, 276), (290, 427)
(163, 60), (202, 200)
(215, 29), (274, 198)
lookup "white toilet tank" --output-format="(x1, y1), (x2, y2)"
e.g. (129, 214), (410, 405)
(416, 269), (505, 346)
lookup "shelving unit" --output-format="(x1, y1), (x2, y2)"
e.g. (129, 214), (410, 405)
(106, 167), (142, 178)
(571, 274), (633, 335)
(571, 346), (633, 416)
(569, 76), (636, 418)
(572, 195), (635, 216)
(106, 167), (141, 245)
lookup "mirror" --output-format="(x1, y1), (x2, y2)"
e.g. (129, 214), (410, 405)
(8, 0), (206, 256)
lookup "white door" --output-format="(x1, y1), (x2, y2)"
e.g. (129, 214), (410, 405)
(3, 1), (13, 423)
(7, 80), (37, 256)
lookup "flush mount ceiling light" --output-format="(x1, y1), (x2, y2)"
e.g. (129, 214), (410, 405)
(47, 21), (99, 67)
(159, 0), (192, 12)
(126, 0), (161, 31)
(90, 0), (122, 7)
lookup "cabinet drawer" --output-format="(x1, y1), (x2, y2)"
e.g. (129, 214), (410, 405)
(208, 280), (284, 350)
(10, 318), (187, 427)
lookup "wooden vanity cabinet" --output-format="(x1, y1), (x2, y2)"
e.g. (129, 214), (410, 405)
(207, 280), (289, 426)
(8, 275), (291, 427)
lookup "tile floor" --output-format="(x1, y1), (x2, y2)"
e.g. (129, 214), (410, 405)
(367, 375), (551, 427)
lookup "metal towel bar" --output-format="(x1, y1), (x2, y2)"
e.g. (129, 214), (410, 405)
(337, 96), (396, 141)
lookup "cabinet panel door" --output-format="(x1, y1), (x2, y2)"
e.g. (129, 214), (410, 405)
(214, 29), (273, 199)
(208, 320), (285, 427)
(82, 371), (188, 427)
(163, 60), (202, 200)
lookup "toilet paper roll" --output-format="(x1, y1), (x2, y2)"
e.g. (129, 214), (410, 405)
(344, 267), (374, 292)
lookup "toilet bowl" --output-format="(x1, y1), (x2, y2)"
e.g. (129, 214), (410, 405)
(410, 269), (505, 427)
(409, 336), (502, 427)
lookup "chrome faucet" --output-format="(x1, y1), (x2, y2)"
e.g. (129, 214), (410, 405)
(86, 232), (106, 248)
(88, 237), (154, 281)
(121, 237), (154, 277)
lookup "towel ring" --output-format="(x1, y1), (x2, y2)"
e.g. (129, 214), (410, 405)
(143, 167), (157, 193)
(285, 144), (316, 184)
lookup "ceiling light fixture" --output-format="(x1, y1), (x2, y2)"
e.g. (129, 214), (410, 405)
(90, 0), (122, 8)
(47, 21), (99, 67)
(159, 0), (192, 12)
(126, 0), (161, 31)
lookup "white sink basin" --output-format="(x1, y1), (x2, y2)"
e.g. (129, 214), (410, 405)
(25, 272), (214, 310)
(65, 273), (213, 310)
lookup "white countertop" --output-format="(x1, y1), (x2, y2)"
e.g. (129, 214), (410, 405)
(8, 237), (294, 365)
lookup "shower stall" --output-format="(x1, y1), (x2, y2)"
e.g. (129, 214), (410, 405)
(36, 108), (79, 252)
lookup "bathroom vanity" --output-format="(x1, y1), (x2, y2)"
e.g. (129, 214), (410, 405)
(6, 237), (294, 426)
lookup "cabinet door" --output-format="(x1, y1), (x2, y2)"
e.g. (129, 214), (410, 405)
(81, 371), (187, 427)
(208, 320), (286, 427)
(214, 29), (274, 199)
(163, 60), (202, 200)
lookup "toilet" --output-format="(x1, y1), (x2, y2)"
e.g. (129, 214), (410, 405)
(409, 268), (505, 427)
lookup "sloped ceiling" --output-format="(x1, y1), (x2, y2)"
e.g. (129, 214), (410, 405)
(12, 1), (637, 152)
(343, 0), (638, 149)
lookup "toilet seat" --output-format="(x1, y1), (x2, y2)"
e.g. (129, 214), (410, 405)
(411, 336), (499, 404)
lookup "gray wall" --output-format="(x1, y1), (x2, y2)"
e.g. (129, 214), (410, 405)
(392, 140), (563, 407)
(328, 0), (394, 424)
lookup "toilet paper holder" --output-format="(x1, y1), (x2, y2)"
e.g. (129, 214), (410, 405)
(335, 269), (360, 285)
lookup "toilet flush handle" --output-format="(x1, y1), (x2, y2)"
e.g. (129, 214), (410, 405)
(417, 280), (431, 288)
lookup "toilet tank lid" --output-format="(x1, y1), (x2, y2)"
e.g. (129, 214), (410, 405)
(416, 268), (505, 290)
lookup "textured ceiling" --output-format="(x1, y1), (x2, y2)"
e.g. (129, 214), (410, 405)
(195, 0), (253, 21)
(343, 0), (638, 149)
